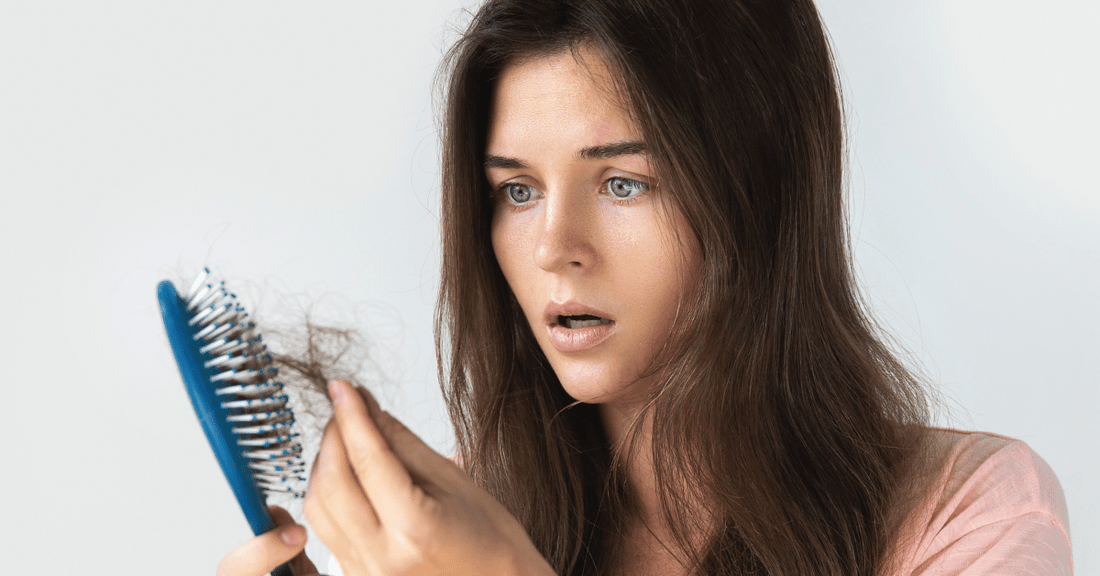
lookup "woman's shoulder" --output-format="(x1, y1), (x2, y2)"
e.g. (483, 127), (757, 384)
(893, 428), (1073, 575)
(929, 428), (1068, 518)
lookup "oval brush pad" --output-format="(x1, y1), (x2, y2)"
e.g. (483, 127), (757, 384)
(158, 269), (305, 575)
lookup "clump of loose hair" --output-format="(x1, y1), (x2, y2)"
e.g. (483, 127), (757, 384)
(265, 320), (368, 418)
(256, 297), (396, 449)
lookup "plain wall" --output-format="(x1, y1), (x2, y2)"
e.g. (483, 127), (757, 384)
(0, 0), (1094, 572)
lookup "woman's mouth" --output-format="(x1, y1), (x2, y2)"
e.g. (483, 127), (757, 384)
(547, 315), (616, 353)
(544, 302), (616, 352)
(557, 314), (613, 329)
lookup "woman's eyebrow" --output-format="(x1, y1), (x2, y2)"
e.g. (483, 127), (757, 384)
(578, 141), (645, 160)
(484, 155), (528, 170)
(483, 141), (646, 170)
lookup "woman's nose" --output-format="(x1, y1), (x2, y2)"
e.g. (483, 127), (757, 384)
(533, 189), (598, 273)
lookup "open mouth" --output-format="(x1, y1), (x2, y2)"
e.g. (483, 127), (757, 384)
(557, 314), (613, 329)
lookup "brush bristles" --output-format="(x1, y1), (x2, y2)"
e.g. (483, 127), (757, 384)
(185, 268), (307, 498)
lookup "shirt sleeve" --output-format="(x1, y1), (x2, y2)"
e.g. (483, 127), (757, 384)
(899, 431), (1073, 576)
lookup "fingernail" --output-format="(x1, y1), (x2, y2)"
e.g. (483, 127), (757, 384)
(280, 525), (307, 547)
(329, 379), (347, 405)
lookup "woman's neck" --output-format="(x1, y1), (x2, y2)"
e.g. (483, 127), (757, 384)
(598, 401), (662, 525)
(598, 401), (701, 575)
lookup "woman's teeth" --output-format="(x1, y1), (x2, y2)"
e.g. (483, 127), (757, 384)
(559, 315), (611, 329)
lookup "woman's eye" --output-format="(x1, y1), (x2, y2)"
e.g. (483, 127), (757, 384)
(606, 177), (648, 199)
(504, 183), (536, 204)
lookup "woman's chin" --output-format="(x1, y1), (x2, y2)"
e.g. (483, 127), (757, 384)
(537, 338), (653, 405)
(554, 367), (646, 406)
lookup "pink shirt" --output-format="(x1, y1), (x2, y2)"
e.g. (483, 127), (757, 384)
(422, 429), (1073, 576)
(892, 429), (1073, 575)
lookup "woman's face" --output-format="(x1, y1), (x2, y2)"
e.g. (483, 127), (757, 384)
(487, 47), (700, 408)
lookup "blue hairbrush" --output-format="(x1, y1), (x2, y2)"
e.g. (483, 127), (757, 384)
(158, 269), (305, 576)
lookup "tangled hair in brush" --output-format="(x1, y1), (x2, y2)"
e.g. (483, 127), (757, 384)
(266, 323), (362, 409)
(259, 313), (389, 432)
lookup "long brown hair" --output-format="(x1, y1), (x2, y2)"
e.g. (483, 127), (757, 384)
(436, 1), (935, 574)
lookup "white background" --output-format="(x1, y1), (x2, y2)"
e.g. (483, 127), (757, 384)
(0, 0), (1095, 573)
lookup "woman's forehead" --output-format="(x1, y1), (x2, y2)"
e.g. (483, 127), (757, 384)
(486, 48), (640, 158)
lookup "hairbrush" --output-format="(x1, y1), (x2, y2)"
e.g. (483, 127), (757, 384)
(158, 269), (305, 576)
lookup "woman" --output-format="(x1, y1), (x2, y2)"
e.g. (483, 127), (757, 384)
(219, 0), (1071, 574)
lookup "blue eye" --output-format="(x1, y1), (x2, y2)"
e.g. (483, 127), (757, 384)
(504, 183), (535, 204)
(606, 177), (648, 199)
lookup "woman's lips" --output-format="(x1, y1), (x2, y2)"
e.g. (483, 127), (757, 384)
(547, 320), (616, 353)
(543, 301), (616, 352)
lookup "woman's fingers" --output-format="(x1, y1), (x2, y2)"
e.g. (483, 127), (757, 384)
(305, 381), (554, 576)
(304, 419), (382, 551)
(328, 379), (425, 526)
(216, 506), (313, 576)
(362, 394), (461, 491)
(270, 507), (321, 576)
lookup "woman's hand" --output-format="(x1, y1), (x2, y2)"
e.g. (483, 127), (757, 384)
(217, 505), (321, 576)
(305, 379), (556, 576)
